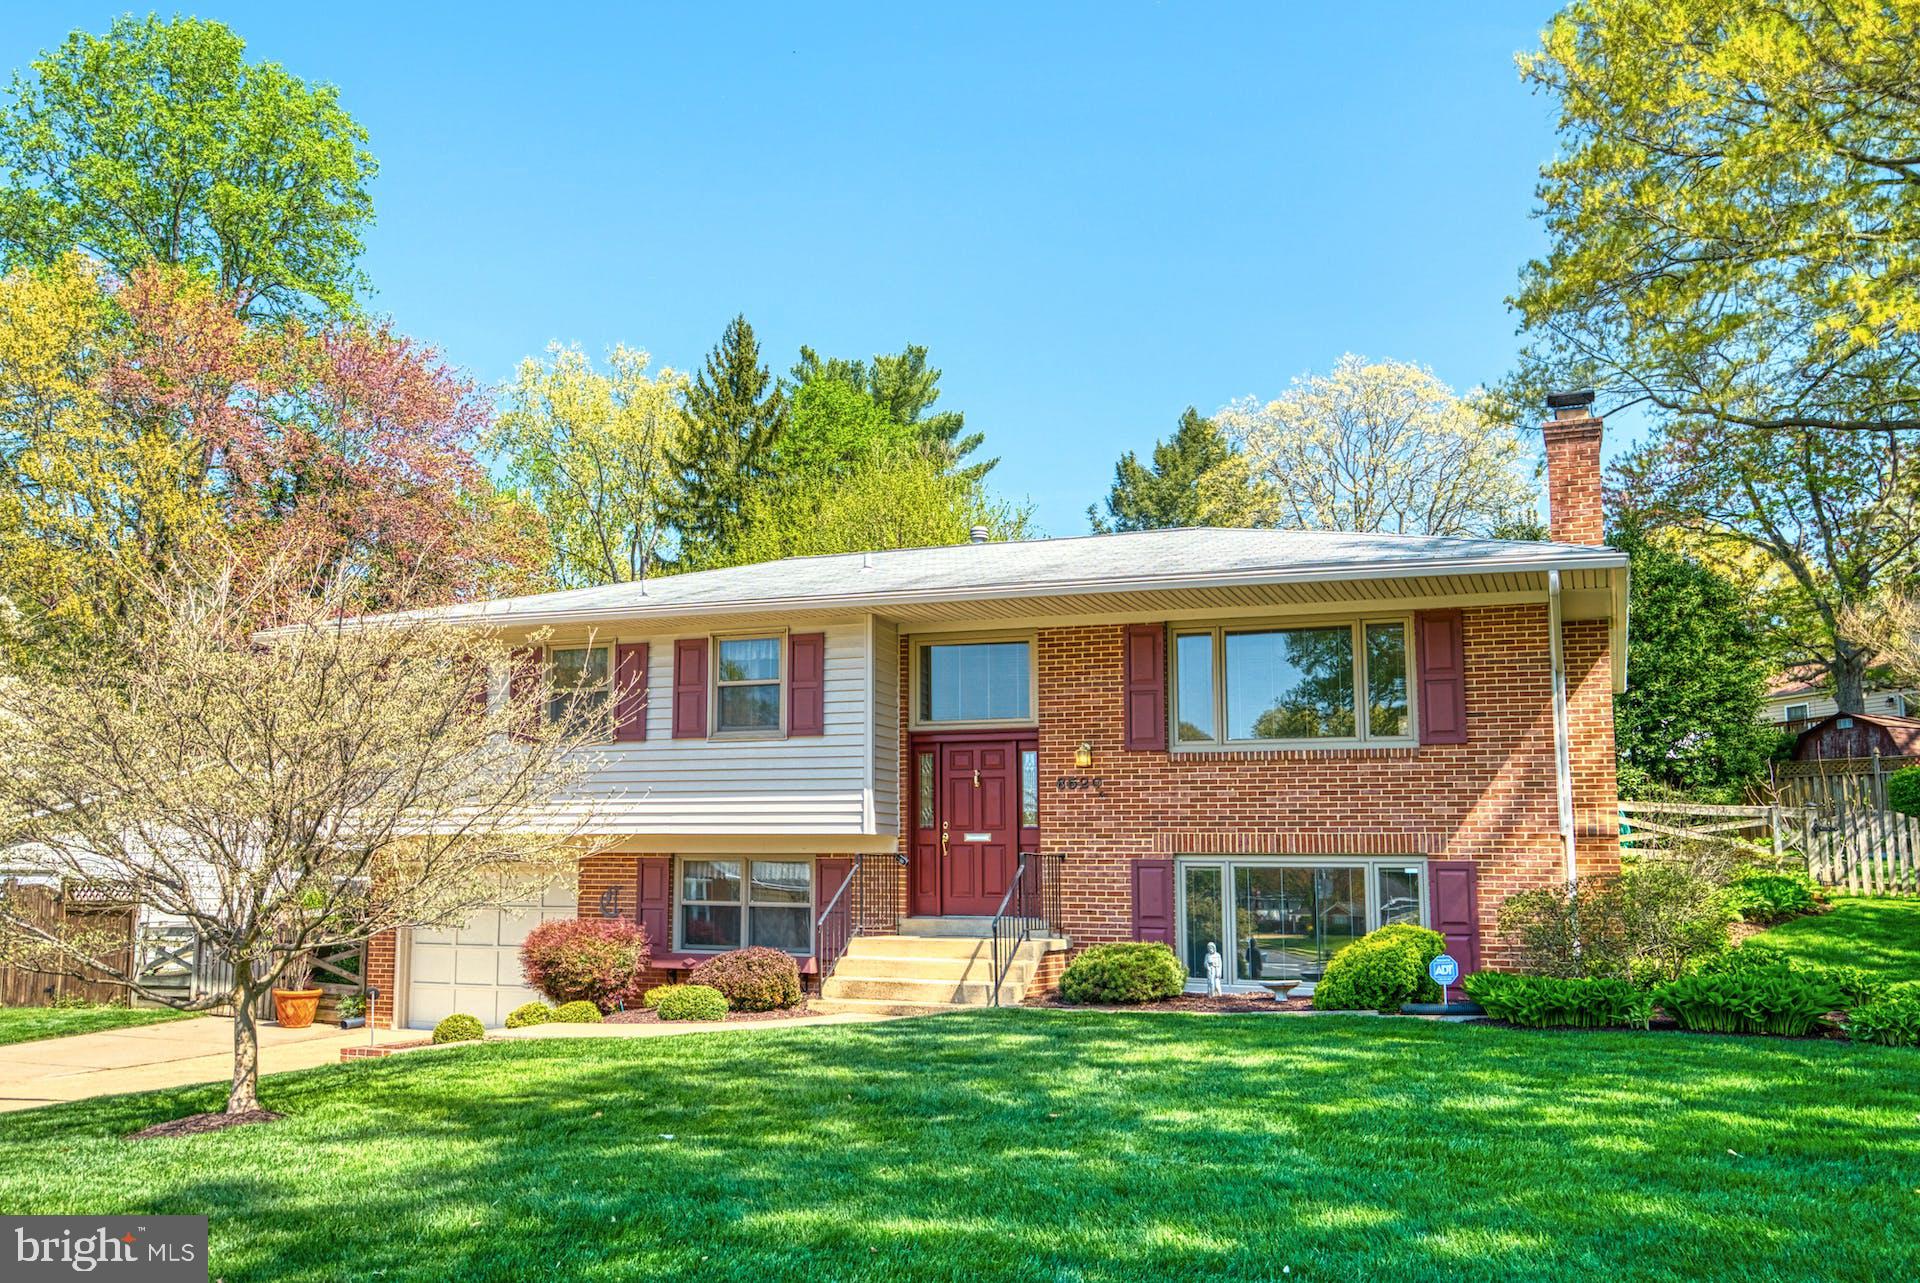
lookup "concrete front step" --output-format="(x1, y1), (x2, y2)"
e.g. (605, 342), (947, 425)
(809, 996), (979, 1017)
(844, 934), (993, 960)
(822, 975), (1015, 1004)
(819, 935), (1070, 1012)
(831, 953), (1026, 981)
(897, 915), (996, 938)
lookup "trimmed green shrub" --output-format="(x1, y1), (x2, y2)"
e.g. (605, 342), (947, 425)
(1498, 853), (1732, 983)
(654, 984), (729, 1021)
(1722, 868), (1822, 924)
(641, 983), (683, 1010)
(1463, 972), (1652, 1029)
(1058, 942), (1185, 1004)
(1312, 924), (1446, 1013)
(1691, 940), (1791, 977)
(1846, 985), (1920, 1047)
(1887, 765), (1920, 819)
(504, 1001), (553, 1028)
(689, 947), (802, 1012)
(1653, 971), (1842, 1037)
(518, 917), (651, 1012)
(551, 1000), (603, 1023)
(430, 1013), (484, 1044)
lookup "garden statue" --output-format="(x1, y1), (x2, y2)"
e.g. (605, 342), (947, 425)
(1204, 941), (1223, 996)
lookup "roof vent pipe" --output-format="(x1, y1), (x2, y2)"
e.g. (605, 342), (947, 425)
(969, 526), (989, 544)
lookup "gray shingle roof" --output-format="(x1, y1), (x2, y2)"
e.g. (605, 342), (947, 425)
(378, 527), (1625, 627)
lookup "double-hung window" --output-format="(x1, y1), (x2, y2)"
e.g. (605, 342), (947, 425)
(547, 645), (611, 729)
(1172, 619), (1412, 748)
(714, 635), (782, 734)
(678, 858), (813, 953)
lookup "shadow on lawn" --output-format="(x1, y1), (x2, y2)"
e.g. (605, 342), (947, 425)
(2, 1012), (1916, 1282)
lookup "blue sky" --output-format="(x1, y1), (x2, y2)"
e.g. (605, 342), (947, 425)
(4, 3), (1592, 535)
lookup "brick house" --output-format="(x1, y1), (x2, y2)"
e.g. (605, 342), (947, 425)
(369, 396), (1625, 1029)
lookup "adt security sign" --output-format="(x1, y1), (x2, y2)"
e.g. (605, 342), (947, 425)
(1428, 953), (1460, 1005)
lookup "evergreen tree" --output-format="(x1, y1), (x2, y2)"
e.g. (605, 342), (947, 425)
(1089, 408), (1239, 532)
(1611, 522), (1783, 802)
(792, 342), (993, 482)
(672, 314), (786, 566)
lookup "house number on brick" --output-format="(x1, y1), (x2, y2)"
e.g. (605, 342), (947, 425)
(1055, 775), (1105, 794)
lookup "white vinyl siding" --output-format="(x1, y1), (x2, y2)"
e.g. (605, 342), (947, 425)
(546, 620), (875, 835)
(1763, 687), (1916, 725)
(869, 617), (901, 836)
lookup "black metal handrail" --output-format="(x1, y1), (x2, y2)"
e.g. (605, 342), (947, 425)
(814, 852), (910, 986)
(988, 851), (1064, 1006)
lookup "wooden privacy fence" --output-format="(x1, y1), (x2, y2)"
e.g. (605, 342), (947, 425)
(1773, 755), (1920, 896)
(0, 881), (136, 1006)
(135, 927), (367, 1018)
(1616, 801), (1794, 858)
(1619, 786), (1920, 898)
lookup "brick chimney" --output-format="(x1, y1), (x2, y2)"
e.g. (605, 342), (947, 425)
(1542, 390), (1604, 545)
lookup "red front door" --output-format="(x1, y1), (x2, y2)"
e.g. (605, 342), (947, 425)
(911, 737), (1031, 916)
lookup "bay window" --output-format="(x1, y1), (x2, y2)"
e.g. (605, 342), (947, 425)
(679, 858), (814, 953)
(1172, 618), (1412, 748)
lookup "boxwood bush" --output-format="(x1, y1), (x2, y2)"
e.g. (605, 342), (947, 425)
(1653, 970), (1842, 1037)
(551, 999), (603, 1023)
(654, 983), (729, 1021)
(430, 1013), (484, 1044)
(1312, 924), (1445, 1013)
(689, 947), (802, 1012)
(1058, 942), (1185, 1004)
(519, 918), (651, 1012)
(503, 1001), (553, 1028)
(1846, 985), (1920, 1047)
(1463, 972), (1652, 1029)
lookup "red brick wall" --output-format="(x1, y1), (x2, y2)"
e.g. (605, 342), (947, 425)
(1544, 418), (1605, 545)
(367, 930), (396, 1028)
(1017, 605), (1616, 970)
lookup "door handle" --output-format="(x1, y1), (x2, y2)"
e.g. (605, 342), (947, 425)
(941, 820), (949, 855)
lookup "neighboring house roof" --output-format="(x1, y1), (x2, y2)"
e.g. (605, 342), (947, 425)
(362, 527), (1626, 629)
(1791, 710), (1920, 757)
(1767, 667), (1826, 699)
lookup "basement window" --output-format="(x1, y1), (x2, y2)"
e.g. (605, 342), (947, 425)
(679, 858), (813, 954)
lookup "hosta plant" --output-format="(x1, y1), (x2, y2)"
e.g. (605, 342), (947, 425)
(1846, 986), (1920, 1048)
(1463, 972), (1652, 1029)
(1653, 971), (1843, 1037)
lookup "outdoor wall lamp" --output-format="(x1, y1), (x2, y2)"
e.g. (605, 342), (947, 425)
(1075, 740), (1094, 769)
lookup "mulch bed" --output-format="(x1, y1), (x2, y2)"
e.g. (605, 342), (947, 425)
(604, 1002), (820, 1025)
(1033, 993), (1316, 1013)
(128, 1109), (283, 1141)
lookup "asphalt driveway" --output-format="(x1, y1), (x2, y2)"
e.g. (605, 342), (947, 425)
(0, 1016), (415, 1113)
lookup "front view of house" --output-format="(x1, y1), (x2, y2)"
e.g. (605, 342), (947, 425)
(369, 397), (1626, 1029)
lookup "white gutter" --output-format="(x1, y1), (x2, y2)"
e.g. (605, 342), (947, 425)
(1548, 569), (1579, 887)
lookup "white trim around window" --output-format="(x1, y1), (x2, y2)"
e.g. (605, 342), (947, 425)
(674, 856), (815, 955)
(908, 630), (1038, 730)
(710, 630), (787, 739)
(1170, 615), (1417, 752)
(545, 642), (613, 732)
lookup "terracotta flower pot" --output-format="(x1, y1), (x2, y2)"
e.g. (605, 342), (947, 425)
(273, 987), (323, 1028)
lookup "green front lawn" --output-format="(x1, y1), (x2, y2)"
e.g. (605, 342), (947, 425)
(2, 1012), (1915, 1281)
(0, 1003), (195, 1046)
(1754, 895), (1920, 979)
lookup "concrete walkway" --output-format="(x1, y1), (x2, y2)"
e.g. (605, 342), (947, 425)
(0, 1017), (418, 1113)
(489, 1009), (904, 1042)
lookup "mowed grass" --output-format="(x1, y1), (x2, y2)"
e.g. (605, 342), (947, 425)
(1755, 895), (1920, 979)
(0, 1003), (195, 1046)
(0, 1011), (1915, 1283)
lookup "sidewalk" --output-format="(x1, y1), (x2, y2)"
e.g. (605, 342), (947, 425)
(0, 1017), (418, 1113)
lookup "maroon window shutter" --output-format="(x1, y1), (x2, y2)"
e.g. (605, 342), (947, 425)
(816, 856), (851, 944)
(672, 638), (708, 738)
(507, 647), (542, 741)
(614, 642), (649, 742)
(1130, 858), (1175, 945)
(788, 633), (826, 737)
(636, 856), (671, 952)
(1122, 623), (1167, 751)
(1429, 860), (1480, 973)
(1415, 608), (1468, 745)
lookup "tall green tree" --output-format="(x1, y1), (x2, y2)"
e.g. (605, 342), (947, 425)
(1508, 0), (1920, 709)
(671, 315), (787, 568)
(1611, 524), (1782, 803)
(0, 15), (376, 319)
(774, 375), (915, 481)
(1089, 407), (1242, 532)
(792, 343), (993, 481)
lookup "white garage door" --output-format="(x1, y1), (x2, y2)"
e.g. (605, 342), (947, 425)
(405, 880), (577, 1029)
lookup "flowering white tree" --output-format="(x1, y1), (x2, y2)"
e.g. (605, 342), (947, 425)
(0, 565), (610, 1118)
(1217, 355), (1537, 537)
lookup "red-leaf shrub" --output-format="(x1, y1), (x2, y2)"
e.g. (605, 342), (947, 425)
(688, 947), (801, 1012)
(519, 918), (651, 1012)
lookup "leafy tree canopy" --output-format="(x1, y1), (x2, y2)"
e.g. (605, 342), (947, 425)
(0, 15), (376, 319)
(1089, 407), (1244, 533)
(792, 342), (993, 481)
(1610, 522), (1784, 803)
(1507, 0), (1920, 710)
